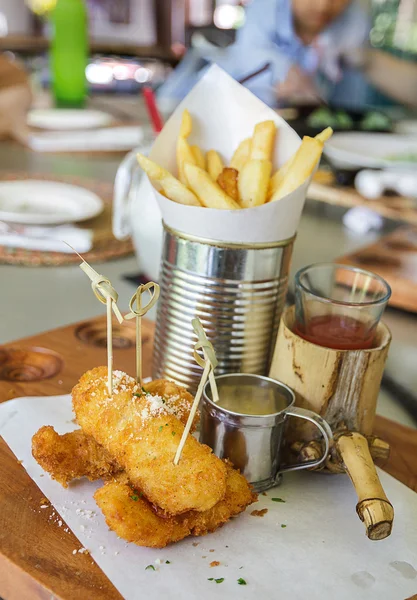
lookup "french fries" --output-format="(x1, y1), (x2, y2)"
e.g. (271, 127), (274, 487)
(250, 120), (276, 161)
(191, 144), (206, 170)
(230, 138), (251, 172)
(237, 120), (275, 207)
(139, 107), (332, 212)
(177, 136), (197, 185)
(269, 136), (324, 203)
(185, 163), (239, 210)
(217, 168), (239, 203)
(268, 128), (333, 198)
(137, 153), (201, 207)
(238, 160), (272, 208)
(315, 126), (333, 143)
(207, 150), (224, 182)
(179, 109), (192, 139)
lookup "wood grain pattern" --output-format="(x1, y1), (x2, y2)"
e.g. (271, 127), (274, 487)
(0, 315), (416, 599)
(0, 316), (154, 600)
(337, 227), (417, 314)
(308, 179), (417, 227)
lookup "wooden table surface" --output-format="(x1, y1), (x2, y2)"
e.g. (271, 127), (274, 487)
(0, 315), (416, 600)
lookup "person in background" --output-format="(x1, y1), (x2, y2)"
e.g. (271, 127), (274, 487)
(0, 55), (31, 142)
(158, 0), (370, 109)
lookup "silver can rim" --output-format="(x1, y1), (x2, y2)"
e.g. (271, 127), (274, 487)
(163, 222), (296, 250)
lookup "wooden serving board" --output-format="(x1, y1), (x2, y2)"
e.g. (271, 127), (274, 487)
(337, 226), (417, 313)
(0, 315), (416, 600)
(308, 172), (417, 227)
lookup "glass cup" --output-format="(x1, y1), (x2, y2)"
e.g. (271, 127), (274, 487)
(294, 263), (391, 350)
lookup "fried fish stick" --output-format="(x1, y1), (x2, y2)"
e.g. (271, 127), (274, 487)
(94, 463), (256, 548)
(32, 380), (199, 488)
(143, 379), (200, 430)
(94, 473), (191, 548)
(72, 367), (227, 515)
(32, 426), (121, 487)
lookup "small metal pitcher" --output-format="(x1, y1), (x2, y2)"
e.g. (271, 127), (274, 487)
(200, 373), (332, 492)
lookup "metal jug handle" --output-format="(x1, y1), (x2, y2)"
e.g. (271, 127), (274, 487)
(113, 148), (141, 241)
(277, 407), (333, 477)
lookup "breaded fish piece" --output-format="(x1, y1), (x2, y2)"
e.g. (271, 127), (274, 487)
(32, 426), (121, 487)
(143, 379), (199, 430)
(94, 463), (256, 548)
(32, 379), (197, 488)
(72, 367), (227, 515)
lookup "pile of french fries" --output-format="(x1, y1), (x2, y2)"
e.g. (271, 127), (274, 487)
(137, 110), (332, 210)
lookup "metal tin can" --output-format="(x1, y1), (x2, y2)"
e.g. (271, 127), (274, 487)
(152, 224), (294, 391)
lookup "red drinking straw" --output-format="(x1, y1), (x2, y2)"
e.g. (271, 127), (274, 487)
(142, 86), (164, 134)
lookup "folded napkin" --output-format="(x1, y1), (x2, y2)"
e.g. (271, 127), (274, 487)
(0, 223), (93, 253)
(27, 126), (144, 153)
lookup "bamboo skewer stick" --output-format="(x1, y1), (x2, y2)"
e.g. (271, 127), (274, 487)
(336, 431), (394, 540)
(65, 244), (123, 397)
(173, 360), (211, 466)
(106, 296), (113, 396)
(193, 318), (219, 403)
(136, 291), (142, 385)
(174, 318), (218, 465)
(125, 282), (160, 386)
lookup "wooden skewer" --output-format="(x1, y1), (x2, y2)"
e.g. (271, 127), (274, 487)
(173, 359), (211, 466)
(106, 296), (113, 396)
(174, 318), (218, 465)
(136, 290), (142, 385)
(65, 244), (123, 397)
(125, 282), (160, 386)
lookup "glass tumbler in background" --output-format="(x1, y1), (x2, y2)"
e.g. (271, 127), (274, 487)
(294, 263), (391, 350)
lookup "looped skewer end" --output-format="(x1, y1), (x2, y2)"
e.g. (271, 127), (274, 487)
(78, 261), (123, 324)
(174, 319), (219, 465)
(192, 318), (218, 370)
(125, 282), (160, 320)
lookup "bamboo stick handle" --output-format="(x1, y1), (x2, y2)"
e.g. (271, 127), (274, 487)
(336, 431), (394, 540)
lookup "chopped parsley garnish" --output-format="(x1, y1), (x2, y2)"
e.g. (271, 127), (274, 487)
(133, 392), (142, 397)
(281, 524), (287, 528)
(208, 578), (214, 581)
(158, 425), (163, 432)
(271, 497), (285, 503)
(171, 431), (176, 436)
(130, 494), (139, 501)
(145, 565), (155, 571)
(237, 578), (247, 585)
(215, 578), (224, 584)
(165, 560), (171, 564)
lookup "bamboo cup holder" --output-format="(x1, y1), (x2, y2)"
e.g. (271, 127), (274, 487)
(269, 305), (394, 540)
(0, 347), (63, 382)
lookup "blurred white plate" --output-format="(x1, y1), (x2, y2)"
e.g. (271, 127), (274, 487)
(324, 132), (417, 169)
(0, 180), (104, 225)
(394, 119), (417, 135)
(28, 109), (113, 130)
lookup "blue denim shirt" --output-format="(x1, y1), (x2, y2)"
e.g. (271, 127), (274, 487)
(158, 0), (370, 108)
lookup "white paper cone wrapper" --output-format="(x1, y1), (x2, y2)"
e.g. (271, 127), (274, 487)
(148, 65), (309, 244)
